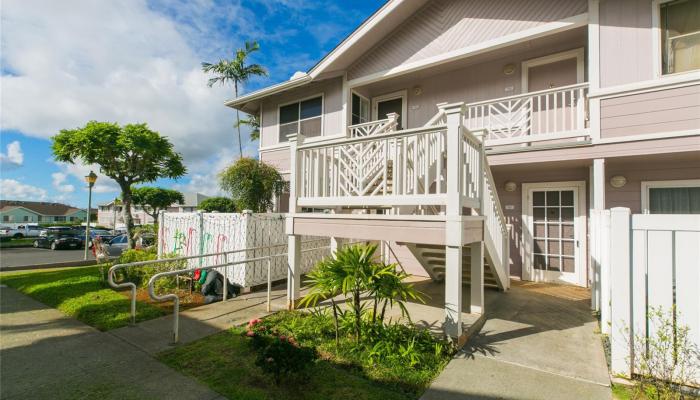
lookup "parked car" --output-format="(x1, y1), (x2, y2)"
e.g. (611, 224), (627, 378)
(39, 226), (75, 237)
(88, 229), (116, 248)
(102, 233), (155, 257)
(0, 224), (42, 238)
(33, 233), (84, 250)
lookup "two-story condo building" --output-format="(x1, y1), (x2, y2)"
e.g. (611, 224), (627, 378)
(227, 0), (700, 339)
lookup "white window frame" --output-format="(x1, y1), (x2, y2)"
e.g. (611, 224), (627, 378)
(521, 48), (585, 92)
(371, 89), (408, 128)
(350, 91), (370, 126)
(652, 0), (700, 78)
(277, 93), (325, 144)
(641, 179), (700, 214)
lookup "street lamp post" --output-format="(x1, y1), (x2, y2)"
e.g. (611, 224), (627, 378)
(84, 171), (97, 260)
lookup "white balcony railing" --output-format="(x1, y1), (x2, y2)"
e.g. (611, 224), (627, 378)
(464, 82), (589, 146)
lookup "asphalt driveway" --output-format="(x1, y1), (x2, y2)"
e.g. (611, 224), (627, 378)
(0, 247), (96, 269)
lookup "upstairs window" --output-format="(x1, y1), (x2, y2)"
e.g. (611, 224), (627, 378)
(351, 93), (370, 125)
(661, 0), (700, 74)
(643, 180), (700, 214)
(278, 95), (323, 142)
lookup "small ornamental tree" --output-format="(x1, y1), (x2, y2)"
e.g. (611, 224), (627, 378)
(52, 122), (186, 249)
(219, 157), (287, 212)
(131, 186), (184, 221)
(197, 197), (237, 213)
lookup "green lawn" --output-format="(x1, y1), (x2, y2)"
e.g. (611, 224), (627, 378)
(0, 266), (165, 330)
(159, 311), (451, 400)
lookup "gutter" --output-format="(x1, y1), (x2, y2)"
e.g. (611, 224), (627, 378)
(224, 74), (313, 109)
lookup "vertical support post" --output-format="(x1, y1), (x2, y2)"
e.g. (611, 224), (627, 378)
(330, 237), (344, 257)
(267, 258), (272, 312)
(470, 242), (484, 314)
(591, 158), (605, 312)
(610, 207), (632, 377)
(588, 0), (601, 141)
(157, 210), (165, 259)
(444, 102), (466, 339)
(286, 133), (303, 310)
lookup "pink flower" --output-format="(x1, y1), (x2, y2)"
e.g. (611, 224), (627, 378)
(247, 318), (262, 328)
(279, 335), (286, 341)
(245, 330), (255, 337)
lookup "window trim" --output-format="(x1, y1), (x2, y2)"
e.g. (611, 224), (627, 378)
(277, 93), (325, 143)
(371, 89), (408, 128)
(350, 91), (370, 126)
(641, 179), (700, 214)
(652, 0), (700, 78)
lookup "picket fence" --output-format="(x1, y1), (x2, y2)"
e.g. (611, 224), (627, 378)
(157, 211), (328, 288)
(594, 208), (700, 384)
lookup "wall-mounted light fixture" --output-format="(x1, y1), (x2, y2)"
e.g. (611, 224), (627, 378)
(610, 175), (627, 188)
(504, 181), (517, 192)
(413, 86), (423, 96)
(503, 63), (516, 75)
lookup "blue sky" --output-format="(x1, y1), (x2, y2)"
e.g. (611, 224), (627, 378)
(0, 0), (384, 207)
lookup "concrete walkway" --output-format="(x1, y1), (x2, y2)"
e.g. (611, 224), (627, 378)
(421, 281), (611, 400)
(0, 286), (224, 400)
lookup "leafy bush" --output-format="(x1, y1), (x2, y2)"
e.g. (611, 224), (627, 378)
(627, 306), (700, 400)
(115, 248), (184, 291)
(245, 318), (316, 384)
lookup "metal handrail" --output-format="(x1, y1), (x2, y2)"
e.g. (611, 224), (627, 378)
(107, 241), (311, 325)
(148, 245), (330, 343)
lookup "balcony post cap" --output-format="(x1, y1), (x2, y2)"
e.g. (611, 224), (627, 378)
(286, 133), (305, 144)
(441, 102), (466, 115)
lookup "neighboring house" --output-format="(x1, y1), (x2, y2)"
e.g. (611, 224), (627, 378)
(227, 0), (700, 341)
(0, 200), (92, 223)
(97, 192), (210, 228)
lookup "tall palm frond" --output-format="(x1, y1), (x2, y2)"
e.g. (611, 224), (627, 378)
(201, 40), (268, 157)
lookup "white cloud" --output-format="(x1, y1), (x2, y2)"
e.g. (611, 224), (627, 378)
(51, 172), (75, 193)
(0, 141), (24, 167)
(53, 162), (120, 194)
(0, 179), (47, 200)
(0, 0), (244, 173)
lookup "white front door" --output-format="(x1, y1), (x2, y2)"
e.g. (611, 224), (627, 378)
(522, 181), (587, 286)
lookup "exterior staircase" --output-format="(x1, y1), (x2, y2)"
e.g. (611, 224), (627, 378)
(401, 243), (503, 289)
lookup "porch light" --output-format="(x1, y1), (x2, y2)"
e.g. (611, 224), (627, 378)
(504, 181), (517, 192)
(610, 175), (627, 188)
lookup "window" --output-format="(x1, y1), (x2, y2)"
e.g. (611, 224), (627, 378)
(351, 93), (370, 125)
(55, 216), (66, 222)
(23, 216), (29, 222)
(278, 95), (323, 142)
(660, 0), (700, 74)
(642, 180), (700, 214)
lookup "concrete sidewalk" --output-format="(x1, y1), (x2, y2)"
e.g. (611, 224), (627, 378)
(421, 281), (611, 400)
(0, 286), (224, 400)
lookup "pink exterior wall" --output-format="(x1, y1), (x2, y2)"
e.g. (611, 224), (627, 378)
(357, 33), (585, 129)
(606, 156), (700, 213)
(599, 0), (654, 88)
(491, 164), (590, 278)
(600, 85), (700, 139)
(260, 148), (291, 174)
(260, 77), (343, 148)
(347, 0), (587, 81)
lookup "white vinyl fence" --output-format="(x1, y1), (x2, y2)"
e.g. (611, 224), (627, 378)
(598, 208), (700, 383)
(158, 211), (328, 288)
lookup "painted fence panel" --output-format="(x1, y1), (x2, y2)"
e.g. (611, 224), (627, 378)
(159, 212), (329, 287)
(607, 208), (700, 384)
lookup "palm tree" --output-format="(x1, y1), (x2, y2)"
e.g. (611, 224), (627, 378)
(234, 114), (260, 141)
(202, 41), (268, 157)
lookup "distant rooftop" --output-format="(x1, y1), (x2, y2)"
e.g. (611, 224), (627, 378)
(0, 200), (90, 216)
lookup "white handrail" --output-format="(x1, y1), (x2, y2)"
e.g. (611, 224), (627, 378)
(466, 82), (588, 107)
(148, 245), (329, 343)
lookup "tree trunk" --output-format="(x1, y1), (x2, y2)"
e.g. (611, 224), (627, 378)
(331, 298), (339, 347)
(120, 186), (136, 249)
(234, 82), (243, 158)
(380, 299), (388, 323)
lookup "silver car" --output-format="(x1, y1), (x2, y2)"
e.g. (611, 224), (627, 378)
(102, 234), (154, 257)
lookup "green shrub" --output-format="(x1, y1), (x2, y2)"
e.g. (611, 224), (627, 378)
(245, 318), (317, 385)
(115, 248), (184, 291)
